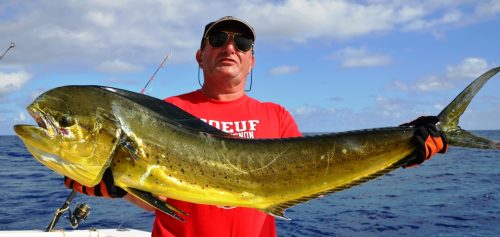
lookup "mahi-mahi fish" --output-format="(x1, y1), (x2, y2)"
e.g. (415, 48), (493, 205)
(14, 67), (500, 221)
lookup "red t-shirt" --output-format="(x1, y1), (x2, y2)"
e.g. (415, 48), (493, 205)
(152, 90), (301, 237)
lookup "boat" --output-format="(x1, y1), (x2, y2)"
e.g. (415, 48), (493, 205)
(0, 228), (150, 237)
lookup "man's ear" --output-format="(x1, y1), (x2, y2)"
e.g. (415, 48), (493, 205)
(250, 54), (255, 70)
(196, 49), (203, 66)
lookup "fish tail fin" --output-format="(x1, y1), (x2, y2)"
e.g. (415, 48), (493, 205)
(443, 128), (500, 149)
(437, 66), (500, 149)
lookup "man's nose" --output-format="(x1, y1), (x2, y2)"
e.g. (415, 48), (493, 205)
(222, 37), (237, 53)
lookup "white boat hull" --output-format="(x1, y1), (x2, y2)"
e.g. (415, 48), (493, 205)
(0, 228), (150, 237)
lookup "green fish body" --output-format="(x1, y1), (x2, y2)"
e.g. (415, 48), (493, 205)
(14, 67), (500, 220)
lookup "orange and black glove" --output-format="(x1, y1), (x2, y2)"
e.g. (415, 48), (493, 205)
(64, 168), (126, 198)
(400, 116), (448, 167)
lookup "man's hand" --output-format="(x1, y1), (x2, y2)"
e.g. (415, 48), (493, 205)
(400, 116), (448, 167)
(64, 168), (126, 198)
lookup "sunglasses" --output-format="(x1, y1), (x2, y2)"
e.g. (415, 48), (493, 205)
(206, 31), (254, 53)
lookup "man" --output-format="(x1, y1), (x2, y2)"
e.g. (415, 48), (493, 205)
(65, 16), (447, 236)
(151, 16), (302, 236)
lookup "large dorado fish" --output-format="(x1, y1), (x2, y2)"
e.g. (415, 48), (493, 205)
(14, 67), (500, 221)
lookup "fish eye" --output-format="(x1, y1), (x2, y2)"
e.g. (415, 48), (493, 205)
(58, 115), (75, 127)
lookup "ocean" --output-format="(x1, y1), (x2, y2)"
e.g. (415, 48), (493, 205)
(1, 131), (499, 237)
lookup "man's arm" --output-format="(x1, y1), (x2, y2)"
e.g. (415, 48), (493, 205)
(65, 169), (156, 212)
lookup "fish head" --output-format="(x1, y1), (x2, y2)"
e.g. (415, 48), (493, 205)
(14, 86), (121, 186)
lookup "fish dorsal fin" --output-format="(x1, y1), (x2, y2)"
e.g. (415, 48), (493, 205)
(96, 86), (231, 137)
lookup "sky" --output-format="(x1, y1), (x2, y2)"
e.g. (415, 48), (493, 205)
(1, 0), (500, 135)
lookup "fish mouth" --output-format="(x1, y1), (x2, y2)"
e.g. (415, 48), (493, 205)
(30, 109), (47, 130)
(24, 106), (58, 138)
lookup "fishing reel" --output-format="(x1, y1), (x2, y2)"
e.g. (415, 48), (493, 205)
(46, 191), (91, 232)
(68, 203), (91, 229)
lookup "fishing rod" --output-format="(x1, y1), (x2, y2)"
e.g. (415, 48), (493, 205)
(140, 52), (173, 94)
(45, 190), (91, 232)
(0, 42), (15, 61)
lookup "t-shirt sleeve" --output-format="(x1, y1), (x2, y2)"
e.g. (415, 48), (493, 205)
(164, 96), (178, 105)
(278, 106), (302, 138)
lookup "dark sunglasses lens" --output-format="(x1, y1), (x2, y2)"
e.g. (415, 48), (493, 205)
(234, 35), (253, 52)
(208, 32), (228, 48)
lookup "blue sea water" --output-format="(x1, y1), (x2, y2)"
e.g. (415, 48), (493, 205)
(1, 131), (499, 236)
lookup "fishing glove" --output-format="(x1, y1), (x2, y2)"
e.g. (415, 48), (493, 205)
(64, 168), (126, 198)
(399, 116), (448, 168)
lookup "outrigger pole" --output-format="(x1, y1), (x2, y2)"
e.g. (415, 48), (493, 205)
(0, 42), (15, 61)
(140, 53), (173, 94)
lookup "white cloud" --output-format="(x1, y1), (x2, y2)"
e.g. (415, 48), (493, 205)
(434, 103), (445, 111)
(294, 105), (320, 117)
(386, 80), (409, 92)
(431, 30), (448, 40)
(446, 57), (489, 80)
(0, 1), (203, 66)
(388, 57), (490, 93)
(14, 112), (26, 122)
(244, 1), (499, 43)
(1, 1), (496, 68)
(269, 65), (299, 76)
(97, 59), (144, 73)
(30, 89), (45, 100)
(375, 96), (405, 117)
(36, 25), (97, 47)
(86, 11), (116, 27)
(474, 0), (500, 17)
(245, 1), (423, 42)
(415, 75), (455, 92)
(0, 71), (32, 96)
(403, 9), (463, 31)
(290, 102), (411, 132)
(332, 46), (392, 68)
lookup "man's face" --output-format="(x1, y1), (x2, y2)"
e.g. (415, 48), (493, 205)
(197, 29), (255, 88)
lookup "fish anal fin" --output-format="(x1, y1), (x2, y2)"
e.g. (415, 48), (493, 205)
(261, 160), (409, 221)
(262, 205), (291, 220)
(124, 187), (187, 222)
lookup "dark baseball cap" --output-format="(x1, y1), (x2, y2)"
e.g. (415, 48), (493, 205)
(200, 16), (256, 48)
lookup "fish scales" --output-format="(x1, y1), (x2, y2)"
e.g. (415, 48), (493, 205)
(111, 122), (415, 209)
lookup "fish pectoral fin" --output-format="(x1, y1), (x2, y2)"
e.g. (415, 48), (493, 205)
(262, 204), (291, 220)
(124, 188), (187, 222)
(118, 133), (142, 161)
